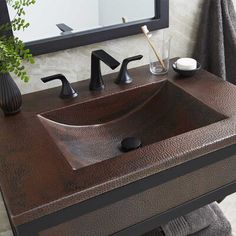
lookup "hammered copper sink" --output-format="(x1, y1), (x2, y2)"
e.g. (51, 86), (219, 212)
(1, 62), (236, 235)
(38, 81), (225, 170)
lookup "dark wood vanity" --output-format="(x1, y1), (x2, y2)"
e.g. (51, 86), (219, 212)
(0, 62), (236, 235)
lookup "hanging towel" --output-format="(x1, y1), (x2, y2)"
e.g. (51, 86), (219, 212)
(193, 0), (236, 84)
(160, 203), (232, 236)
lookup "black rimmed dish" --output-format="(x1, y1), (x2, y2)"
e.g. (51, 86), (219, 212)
(172, 62), (201, 77)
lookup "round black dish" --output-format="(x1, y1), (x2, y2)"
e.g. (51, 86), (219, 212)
(172, 62), (201, 77)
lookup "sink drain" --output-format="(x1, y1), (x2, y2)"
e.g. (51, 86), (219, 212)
(121, 137), (142, 152)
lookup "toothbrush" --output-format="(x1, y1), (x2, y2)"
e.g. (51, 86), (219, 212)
(141, 25), (166, 70)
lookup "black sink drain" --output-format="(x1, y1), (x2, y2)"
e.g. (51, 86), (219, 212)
(121, 137), (142, 152)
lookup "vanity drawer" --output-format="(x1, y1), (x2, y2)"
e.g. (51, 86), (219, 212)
(39, 154), (236, 236)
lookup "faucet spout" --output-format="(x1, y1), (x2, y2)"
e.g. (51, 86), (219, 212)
(92, 50), (120, 69)
(90, 50), (120, 91)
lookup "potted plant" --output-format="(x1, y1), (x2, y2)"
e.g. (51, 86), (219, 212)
(0, 0), (35, 115)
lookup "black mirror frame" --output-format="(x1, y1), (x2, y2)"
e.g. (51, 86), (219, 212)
(0, 0), (169, 56)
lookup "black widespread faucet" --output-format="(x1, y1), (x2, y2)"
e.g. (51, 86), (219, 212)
(89, 50), (120, 91)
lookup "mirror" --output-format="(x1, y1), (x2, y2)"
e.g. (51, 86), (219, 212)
(7, 0), (155, 42)
(1, 0), (169, 55)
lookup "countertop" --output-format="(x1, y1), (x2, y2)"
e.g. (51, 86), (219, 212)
(1, 62), (236, 228)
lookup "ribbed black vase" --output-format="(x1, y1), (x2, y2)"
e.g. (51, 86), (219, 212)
(0, 73), (22, 115)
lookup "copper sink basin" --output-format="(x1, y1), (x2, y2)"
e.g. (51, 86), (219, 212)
(38, 81), (225, 170)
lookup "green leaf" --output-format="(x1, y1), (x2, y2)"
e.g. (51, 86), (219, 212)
(0, 0), (36, 82)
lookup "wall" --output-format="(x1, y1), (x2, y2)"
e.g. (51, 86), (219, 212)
(13, 0), (205, 94)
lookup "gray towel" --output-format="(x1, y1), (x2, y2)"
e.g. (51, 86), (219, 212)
(193, 0), (236, 84)
(161, 203), (232, 236)
(161, 204), (216, 236)
(190, 203), (232, 236)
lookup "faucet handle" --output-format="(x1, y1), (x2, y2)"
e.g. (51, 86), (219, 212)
(115, 55), (143, 85)
(41, 74), (78, 99)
